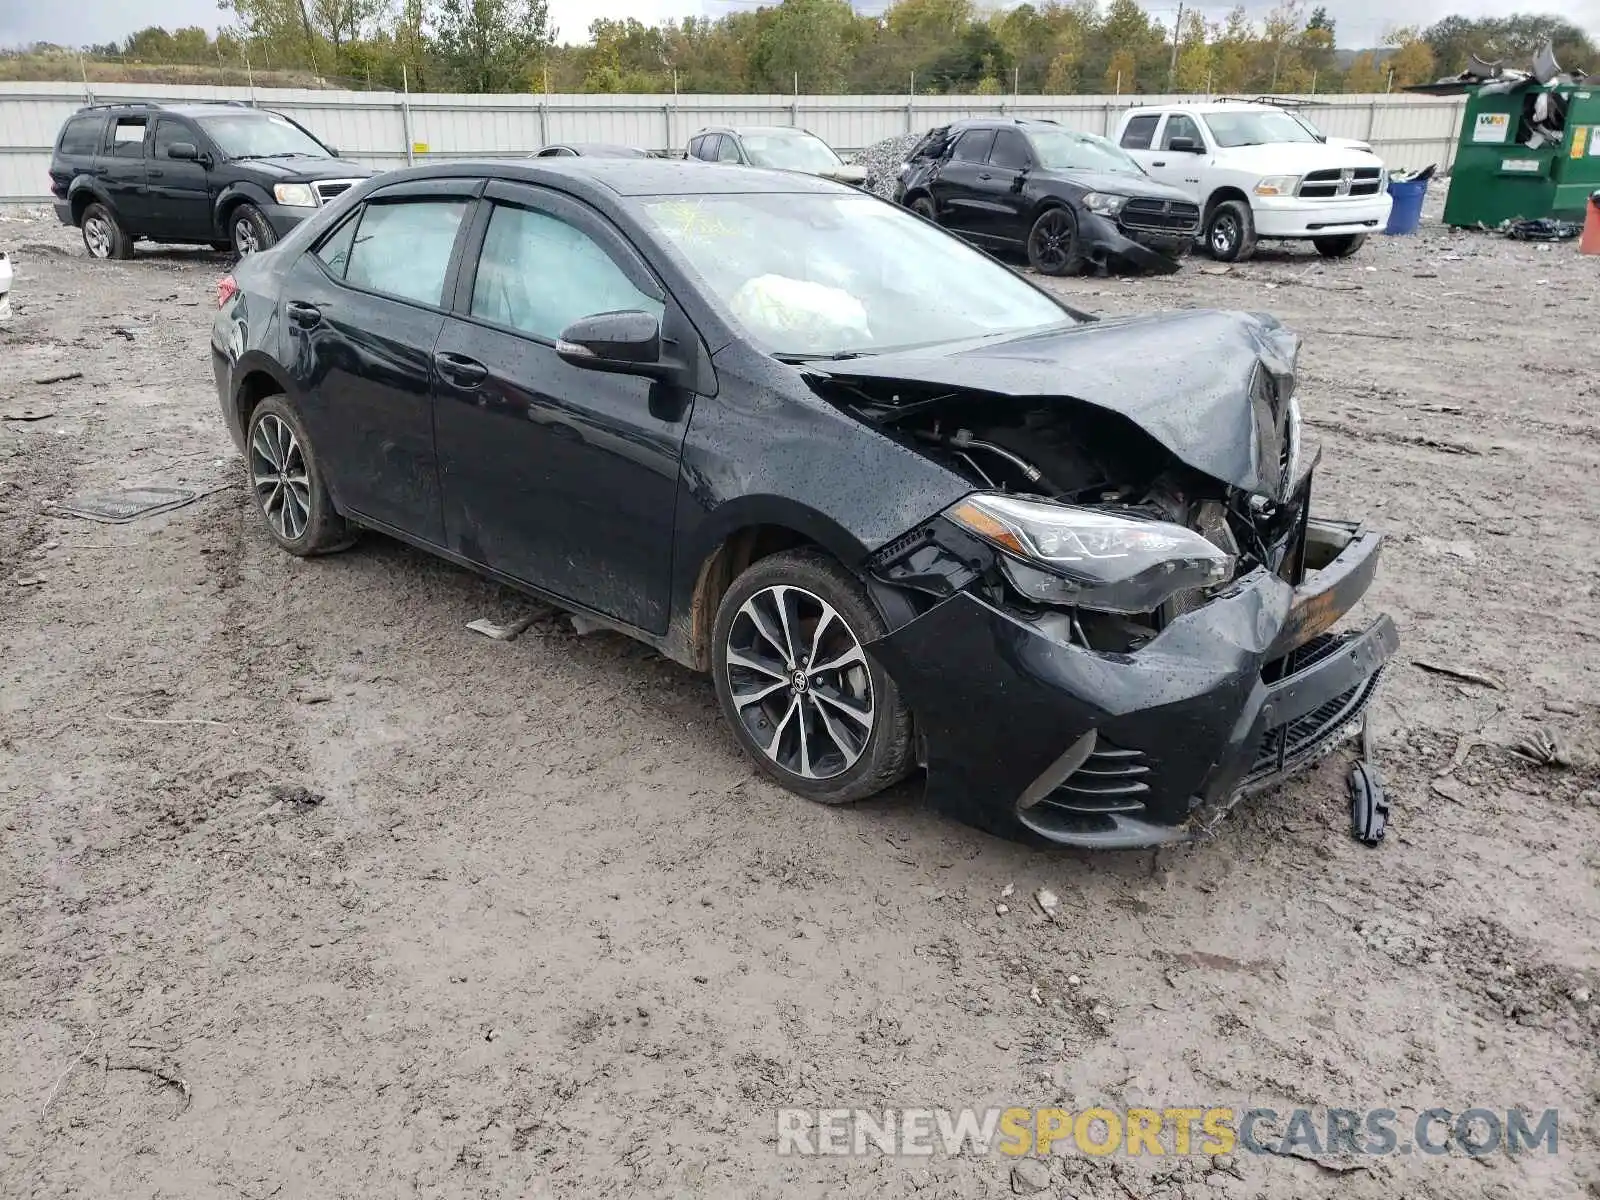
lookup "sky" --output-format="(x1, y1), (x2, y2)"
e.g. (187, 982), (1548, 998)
(1, 0), (1596, 59)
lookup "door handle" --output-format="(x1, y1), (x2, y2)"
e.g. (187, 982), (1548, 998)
(978, 172), (993, 180)
(1152, 160), (1167, 167)
(286, 300), (322, 328)
(148, 169), (164, 178)
(434, 351), (487, 386)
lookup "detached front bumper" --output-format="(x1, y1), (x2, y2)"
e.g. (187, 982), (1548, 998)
(868, 519), (1397, 849)
(1079, 212), (1193, 275)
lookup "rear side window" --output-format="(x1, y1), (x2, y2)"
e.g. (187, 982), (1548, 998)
(344, 199), (469, 307)
(108, 117), (148, 159)
(1120, 114), (1159, 150)
(988, 130), (1031, 170)
(951, 129), (995, 162)
(470, 204), (662, 341)
(58, 115), (103, 157)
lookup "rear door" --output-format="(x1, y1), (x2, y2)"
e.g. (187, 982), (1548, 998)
(102, 114), (153, 231)
(147, 117), (214, 240)
(50, 113), (106, 205)
(1117, 111), (1163, 175)
(279, 177), (482, 543)
(932, 128), (996, 234)
(431, 181), (693, 631)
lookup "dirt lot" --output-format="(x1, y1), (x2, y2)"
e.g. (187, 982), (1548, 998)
(2, 190), (1598, 1200)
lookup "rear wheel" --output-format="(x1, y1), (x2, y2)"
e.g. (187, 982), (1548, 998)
(1204, 199), (1257, 262)
(245, 395), (355, 556)
(230, 203), (278, 256)
(1313, 233), (1367, 258)
(1026, 206), (1083, 275)
(81, 203), (132, 260)
(711, 549), (912, 805)
(909, 194), (938, 223)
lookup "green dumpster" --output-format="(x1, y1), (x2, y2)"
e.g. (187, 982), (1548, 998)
(1440, 82), (1600, 228)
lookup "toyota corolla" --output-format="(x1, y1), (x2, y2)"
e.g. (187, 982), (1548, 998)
(211, 159), (1397, 849)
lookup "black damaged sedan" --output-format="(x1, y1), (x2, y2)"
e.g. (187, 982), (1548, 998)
(894, 119), (1200, 275)
(212, 158), (1397, 849)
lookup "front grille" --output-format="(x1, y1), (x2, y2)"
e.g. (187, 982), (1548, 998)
(1297, 167), (1383, 199)
(1119, 198), (1200, 236)
(1245, 633), (1383, 785)
(1039, 742), (1152, 816)
(313, 179), (361, 204)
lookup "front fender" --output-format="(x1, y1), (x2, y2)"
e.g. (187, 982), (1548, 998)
(214, 180), (276, 227)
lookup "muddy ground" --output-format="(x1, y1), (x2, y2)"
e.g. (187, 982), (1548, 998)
(2, 188), (1598, 1200)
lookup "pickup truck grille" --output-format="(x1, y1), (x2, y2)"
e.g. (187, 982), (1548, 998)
(1297, 167), (1383, 199)
(1119, 198), (1200, 236)
(313, 179), (362, 204)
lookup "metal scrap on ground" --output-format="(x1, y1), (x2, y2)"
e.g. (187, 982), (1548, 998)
(50, 487), (199, 523)
(465, 614), (541, 642)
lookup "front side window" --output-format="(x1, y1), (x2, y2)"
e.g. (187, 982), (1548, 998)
(109, 118), (147, 159)
(641, 192), (1073, 358)
(716, 136), (742, 164)
(1120, 114), (1159, 150)
(988, 130), (1031, 170)
(154, 120), (196, 159)
(1161, 114), (1203, 149)
(344, 199), (469, 307)
(951, 129), (995, 162)
(198, 112), (329, 159)
(470, 204), (663, 341)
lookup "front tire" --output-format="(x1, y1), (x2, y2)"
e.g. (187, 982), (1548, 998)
(1026, 206), (1083, 275)
(909, 194), (938, 223)
(230, 203), (278, 256)
(245, 395), (354, 556)
(81, 203), (132, 260)
(1313, 233), (1367, 258)
(711, 549), (913, 805)
(1204, 199), (1257, 262)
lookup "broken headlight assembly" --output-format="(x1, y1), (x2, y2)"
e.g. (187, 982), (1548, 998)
(945, 493), (1234, 615)
(1081, 192), (1130, 216)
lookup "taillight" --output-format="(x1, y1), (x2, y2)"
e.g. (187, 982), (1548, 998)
(217, 275), (238, 308)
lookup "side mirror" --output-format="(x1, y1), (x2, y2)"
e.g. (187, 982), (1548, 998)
(557, 310), (674, 379)
(168, 142), (199, 161)
(1168, 137), (1203, 153)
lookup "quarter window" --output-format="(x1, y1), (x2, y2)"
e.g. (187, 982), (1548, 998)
(314, 212), (360, 278)
(343, 199), (469, 307)
(470, 203), (662, 341)
(1120, 114), (1159, 150)
(58, 115), (103, 157)
(109, 117), (147, 159)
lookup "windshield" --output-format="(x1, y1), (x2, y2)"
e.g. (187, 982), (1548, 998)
(1287, 111), (1327, 139)
(1202, 110), (1319, 148)
(639, 192), (1073, 357)
(1029, 129), (1144, 174)
(739, 132), (842, 173)
(199, 112), (330, 159)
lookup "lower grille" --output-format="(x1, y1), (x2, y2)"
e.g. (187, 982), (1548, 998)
(1120, 198), (1200, 236)
(1245, 635), (1383, 785)
(1040, 741), (1153, 816)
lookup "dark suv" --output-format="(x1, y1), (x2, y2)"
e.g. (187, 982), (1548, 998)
(894, 118), (1200, 276)
(49, 101), (371, 259)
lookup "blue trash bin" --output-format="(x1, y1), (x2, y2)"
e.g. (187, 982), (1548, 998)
(1384, 176), (1429, 235)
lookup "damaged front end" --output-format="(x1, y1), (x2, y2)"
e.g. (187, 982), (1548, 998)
(811, 311), (1399, 848)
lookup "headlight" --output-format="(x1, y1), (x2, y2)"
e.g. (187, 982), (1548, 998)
(1082, 192), (1128, 216)
(945, 493), (1234, 615)
(1253, 175), (1299, 197)
(273, 183), (317, 208)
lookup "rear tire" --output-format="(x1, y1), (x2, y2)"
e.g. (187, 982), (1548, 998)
(1204, 199), (1257, 262)
(81, 203), (132, 260)
(1313, 233), (1367, 258)
(711, 549), (913, 805)
(230, 203), (278, 256)
(245, 394), (355, 556)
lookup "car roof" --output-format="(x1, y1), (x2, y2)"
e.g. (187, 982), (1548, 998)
(947, 117), (1066, 132)
(376, 158), (852, 198)
(547, 143), (650, 156)
(75, 102), (281, 120)
(1126, 102), (1277, 115)
(697, 125), (819, 137)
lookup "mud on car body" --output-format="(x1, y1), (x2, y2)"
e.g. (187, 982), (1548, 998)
(211, 158), (1395, 850)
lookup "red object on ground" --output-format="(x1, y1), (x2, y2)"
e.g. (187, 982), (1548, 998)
(1581, 192), (1600, 256)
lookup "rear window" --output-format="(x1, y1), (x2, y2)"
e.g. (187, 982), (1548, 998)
(58, 115), (103, 157)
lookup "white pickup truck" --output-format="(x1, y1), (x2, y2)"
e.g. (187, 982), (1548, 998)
(1112, 101), (1392, 262)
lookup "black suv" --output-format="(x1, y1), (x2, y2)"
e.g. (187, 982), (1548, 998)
(893, 118), (1200, 276)
(49, 101), (371, 259)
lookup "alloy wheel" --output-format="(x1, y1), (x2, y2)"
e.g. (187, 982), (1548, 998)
(250, 413), (311, 541)
(1029, 211), (1075, 272)
(234, 217), (261, 255)
(83, 216), (112, 258)
(725, 584), (876, 781)
(1210, 214), (1239, 257)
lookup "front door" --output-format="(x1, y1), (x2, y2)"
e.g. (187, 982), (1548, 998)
(1145, 113), (1208, 196)
(431, 182), (694, 632)
(974, 128), (1034, 243)
(147, 118), (214, 241)
(280, 179), (481, 543)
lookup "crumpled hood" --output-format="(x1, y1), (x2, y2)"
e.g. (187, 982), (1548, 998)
(1034, 167), (1193, 204)
(233, 154), (372, 181)
(815, 309), (1301, 499)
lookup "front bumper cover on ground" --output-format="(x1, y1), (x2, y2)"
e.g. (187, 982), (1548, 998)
(1078, 211), (1191, 275)
(868, 519), (1397, 849)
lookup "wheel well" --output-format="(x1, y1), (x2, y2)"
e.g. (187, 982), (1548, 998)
(70, 191), (97, 224)
(1203, 186), (1251, 221)
(682, 525), (823, 671)
(234, 371), (282, 437)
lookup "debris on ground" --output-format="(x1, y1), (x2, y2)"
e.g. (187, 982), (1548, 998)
(849, 132), (924, 199)
(1512, 729), (1572, 768)
(266, 783), (324, 807)
(465, 614), (540, 642)
(1, 407), (55, 422)
(1412, 658), (1503, 689)
(1348, 718), (1390, 845)
(1010, 1158), (1052, 1194)
(50, 487), (200, 524)
(1034, 887), (1060, 918)
(31, 370), (84, 386)
(1503, 218), (1583, 241)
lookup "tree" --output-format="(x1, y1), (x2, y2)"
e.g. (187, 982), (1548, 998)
(749, 0), (860, 93)
(1173, 8), (1212, 94)
(1422, 15), (1597, 77)
(432, 0), (553, 93)
(1104, 48), (1136, 94)
(1383, 25), (1434, 89)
